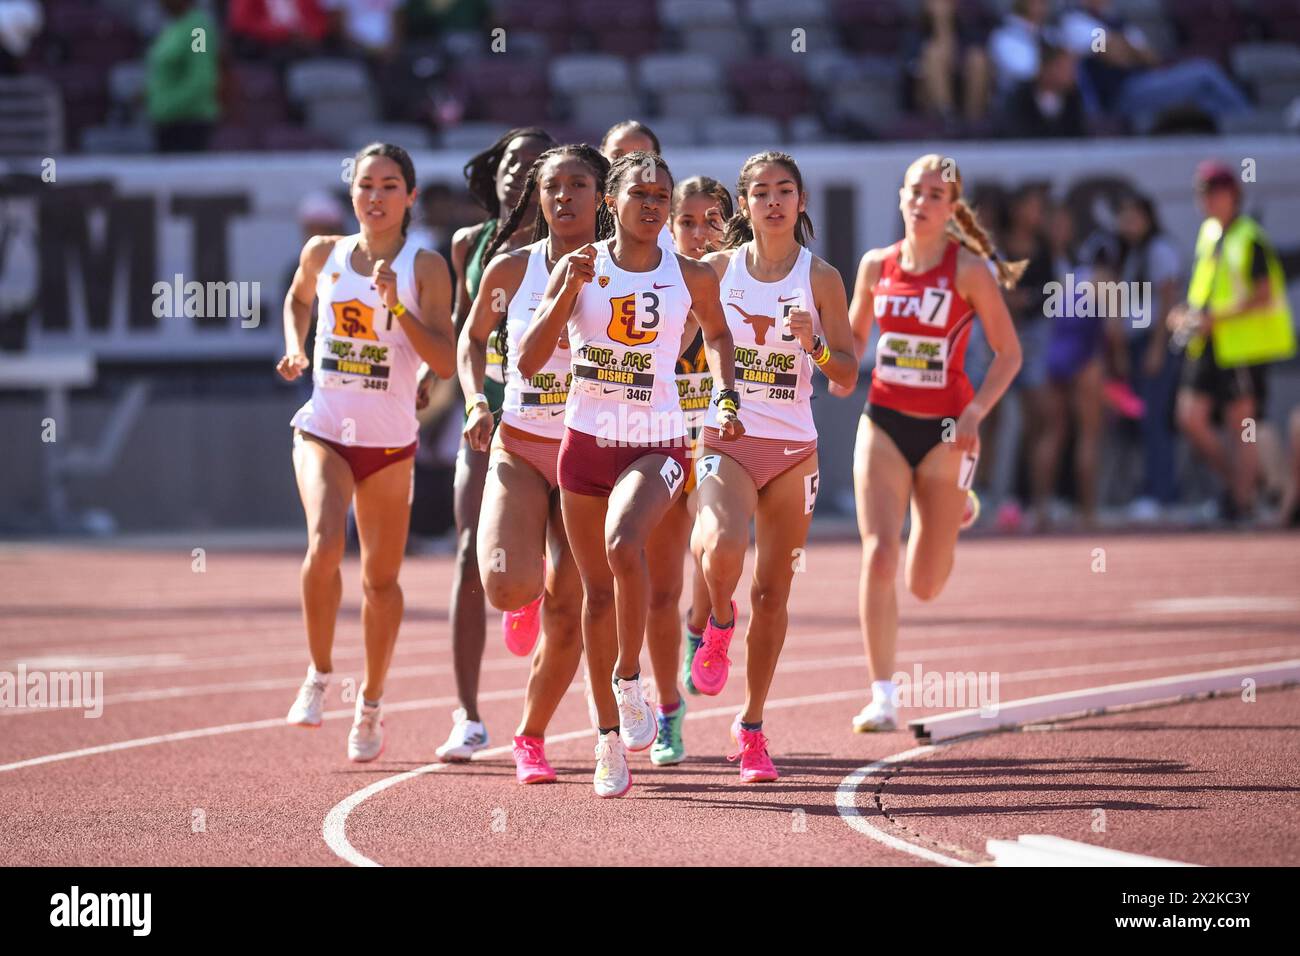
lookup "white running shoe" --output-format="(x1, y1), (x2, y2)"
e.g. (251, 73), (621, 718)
(852, 696), (899, 733)
(593, 731), (631, 798)
(614, 676), (657, 752)
(348, 700), (384, 762)
(286, 666), (329, 727)
(435, 707), (489, 762)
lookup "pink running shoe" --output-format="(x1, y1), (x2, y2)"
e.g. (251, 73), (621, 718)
(691, 599), (737, 697)
(502, 593), (543, 657)
(512, 734), (556, 784)
(728, 714), (778, 783)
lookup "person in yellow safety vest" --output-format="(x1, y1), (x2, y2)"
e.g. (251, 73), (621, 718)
(1168, 159), (1296, 522)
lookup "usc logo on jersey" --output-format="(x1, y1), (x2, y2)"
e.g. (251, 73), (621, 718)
(606, 291), (661, 346)
(332, 299), (379, 340)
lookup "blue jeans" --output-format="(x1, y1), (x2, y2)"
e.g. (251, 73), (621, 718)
(1117, 58), (1251, 119)
(1128, 334), (1182, 503)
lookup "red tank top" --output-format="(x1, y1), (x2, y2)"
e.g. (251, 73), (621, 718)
(867, 239), (977, 418)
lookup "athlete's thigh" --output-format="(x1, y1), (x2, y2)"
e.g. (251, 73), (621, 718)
(692, 448), (759, 544)
(645, 493), (691, 595)
(560, 490), (613, 589)
(353, 458), (415, 582)
(545, 491), (584, 606)
(607, 452), (687, 542)
(908, 438), (965, 563)
(753, 451), (819, 589)
(453, 437), (491, 533)
(293, 432), (354, 541)
(853, 416), (912, 544)
(478, 444), (551, 579)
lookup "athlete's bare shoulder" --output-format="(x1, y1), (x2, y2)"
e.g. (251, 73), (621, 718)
(699, 248), (734, 280)
(855, 245), (892, 286)
(413, 247), (451, 282)
(678, 253), (721, 289)
(301, 234), (342, 272)
(450, 222), (487, 272)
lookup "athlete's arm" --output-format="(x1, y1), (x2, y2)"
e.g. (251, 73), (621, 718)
(517, 243), (594, 379)
(681, 255), (743, 439)
(955, 249), (1022, 453)
(377, 248), (455, 379)
(449, 224), (479, 336)
(807, 256), (858, 391)
(276, 234), (336, 381)
(834, 248), (884, 398)
(458, 252), (527, 451)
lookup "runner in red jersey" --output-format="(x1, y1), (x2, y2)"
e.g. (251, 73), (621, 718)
(836, 153), (1023, 733)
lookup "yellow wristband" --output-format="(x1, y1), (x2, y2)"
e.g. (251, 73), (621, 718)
(390, 302), (407, 317)
(813, 342), (832, 366)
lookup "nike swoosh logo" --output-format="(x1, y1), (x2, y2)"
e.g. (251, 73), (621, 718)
(783, 446), (810, 456)
(550, 409), (564, 416)
(603, 386), (620, 394)
(652, 283), (673, 289)
(340, 378), (355, 385)
(777, 295), (800, 303)
(384, 447), (403, 455)
(744, 385), (763, 395)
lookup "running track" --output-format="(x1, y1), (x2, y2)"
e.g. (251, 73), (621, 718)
(1, 533), (1297, 866)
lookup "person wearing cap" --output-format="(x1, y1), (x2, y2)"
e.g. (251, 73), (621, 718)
(1170, 160), (1296, 522)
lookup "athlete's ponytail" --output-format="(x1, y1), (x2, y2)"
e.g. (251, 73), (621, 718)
(722, 151), (815, 251)
(905, 153), (1027, 290)
(351, 142), (416, 235)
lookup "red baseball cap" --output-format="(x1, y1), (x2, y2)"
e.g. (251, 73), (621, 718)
(1195, 159), (1239, 192)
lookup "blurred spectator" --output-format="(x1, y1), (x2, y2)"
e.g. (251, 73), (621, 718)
(0, 0), (42, 75)
(1171, 160), (1295, 522)
(999, 41), (1086, 138)
(988, 0), (1054, 102)
(403, 0), (488, 37)
(146, 0), (220, 152)
(228, 0), (332, 61)
(408, 182), (462, 263)
(1114, 193), (1182, 518)
(1031, 211), (1114, 529)
(909, 0), (990, 125)
(321, 0), (403, 63)
(1059, 0), (1250, 128)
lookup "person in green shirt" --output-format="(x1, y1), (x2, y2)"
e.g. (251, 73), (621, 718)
(146, 0), (219, 152)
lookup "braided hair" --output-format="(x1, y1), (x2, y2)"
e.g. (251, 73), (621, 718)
(351, 142), (417, 234)
(720, 151), (816, 250)
(486, 144), (614, 376)
(905, 153), (1027, 290)
(462, 126), (555, 218)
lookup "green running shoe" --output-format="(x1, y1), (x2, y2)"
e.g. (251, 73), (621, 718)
(650, 696), (687, 766)
(681, 629), (703, 695)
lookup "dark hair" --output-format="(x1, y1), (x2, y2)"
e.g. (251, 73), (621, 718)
(351, 142), (417, 234)
(462, 126), (555, 218)
(672, 175), (734, 221)
(488, 144), (614, 375)
(600, 120), (661, 157)
(721, 151), (815, 250)
(603, 150), (674, 223)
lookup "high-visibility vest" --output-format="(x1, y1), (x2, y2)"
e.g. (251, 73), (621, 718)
(1186, 215), (1295, 367)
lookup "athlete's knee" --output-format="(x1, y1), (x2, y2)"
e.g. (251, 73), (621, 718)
(648, 579), (684, 613)
(604, 526), (646, 578)
(749, 581), (791, 620)
(303, 528), (345, 572)
(361, 572), (401, 604)
(582, 582), (616, 618)
(485, 571), (543, 614)
(863, 534), (900, 582)
(540, 600), (582, 648)
(696, 519), (746, 566)
(906, 566), (948, 602)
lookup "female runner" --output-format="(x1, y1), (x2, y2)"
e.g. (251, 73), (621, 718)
(436, 127), (555, 761)
(459, 144), (611, 783)
(517, 151), (742, 797)
(841, 153), (1022, 732)
(690, 152), (858, 782)
(642, 175), (733, 766)
(280, 142), (456, 760)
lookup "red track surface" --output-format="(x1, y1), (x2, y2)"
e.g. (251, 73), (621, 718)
(1, 533), (1297, 866)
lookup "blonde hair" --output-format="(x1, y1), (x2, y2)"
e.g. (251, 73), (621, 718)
(904, 153), (1027, 290)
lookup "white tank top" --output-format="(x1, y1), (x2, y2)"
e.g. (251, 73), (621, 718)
(502, 242), (570, 439)
(565, 238), (691, 442)
(290, 234), (423, 447)
(704, 243), (821, 442)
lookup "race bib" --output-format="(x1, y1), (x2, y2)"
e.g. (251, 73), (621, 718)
(516, 369), (570, 421)
(571, 342), (656, 405)
(485, 328), (505, 384)
(677, 371), (713, 428)
(318, 335), (393, 393)
(733, 343), (802, 406)
(875, 331), (948, 389)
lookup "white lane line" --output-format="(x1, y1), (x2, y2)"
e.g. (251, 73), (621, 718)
(2, 645), (1291, 768)
(1138, 596), (1300, 614)
(987, 835), (1197, 867)
(323, 689), (867, 867)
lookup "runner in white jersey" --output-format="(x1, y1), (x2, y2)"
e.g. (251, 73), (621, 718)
(458, 144), (610, 785)
(690, 152), (858, 784)
(516, 151), (742, 798)
(276, 143), (456, 763)
(642, 175), (734, 769)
